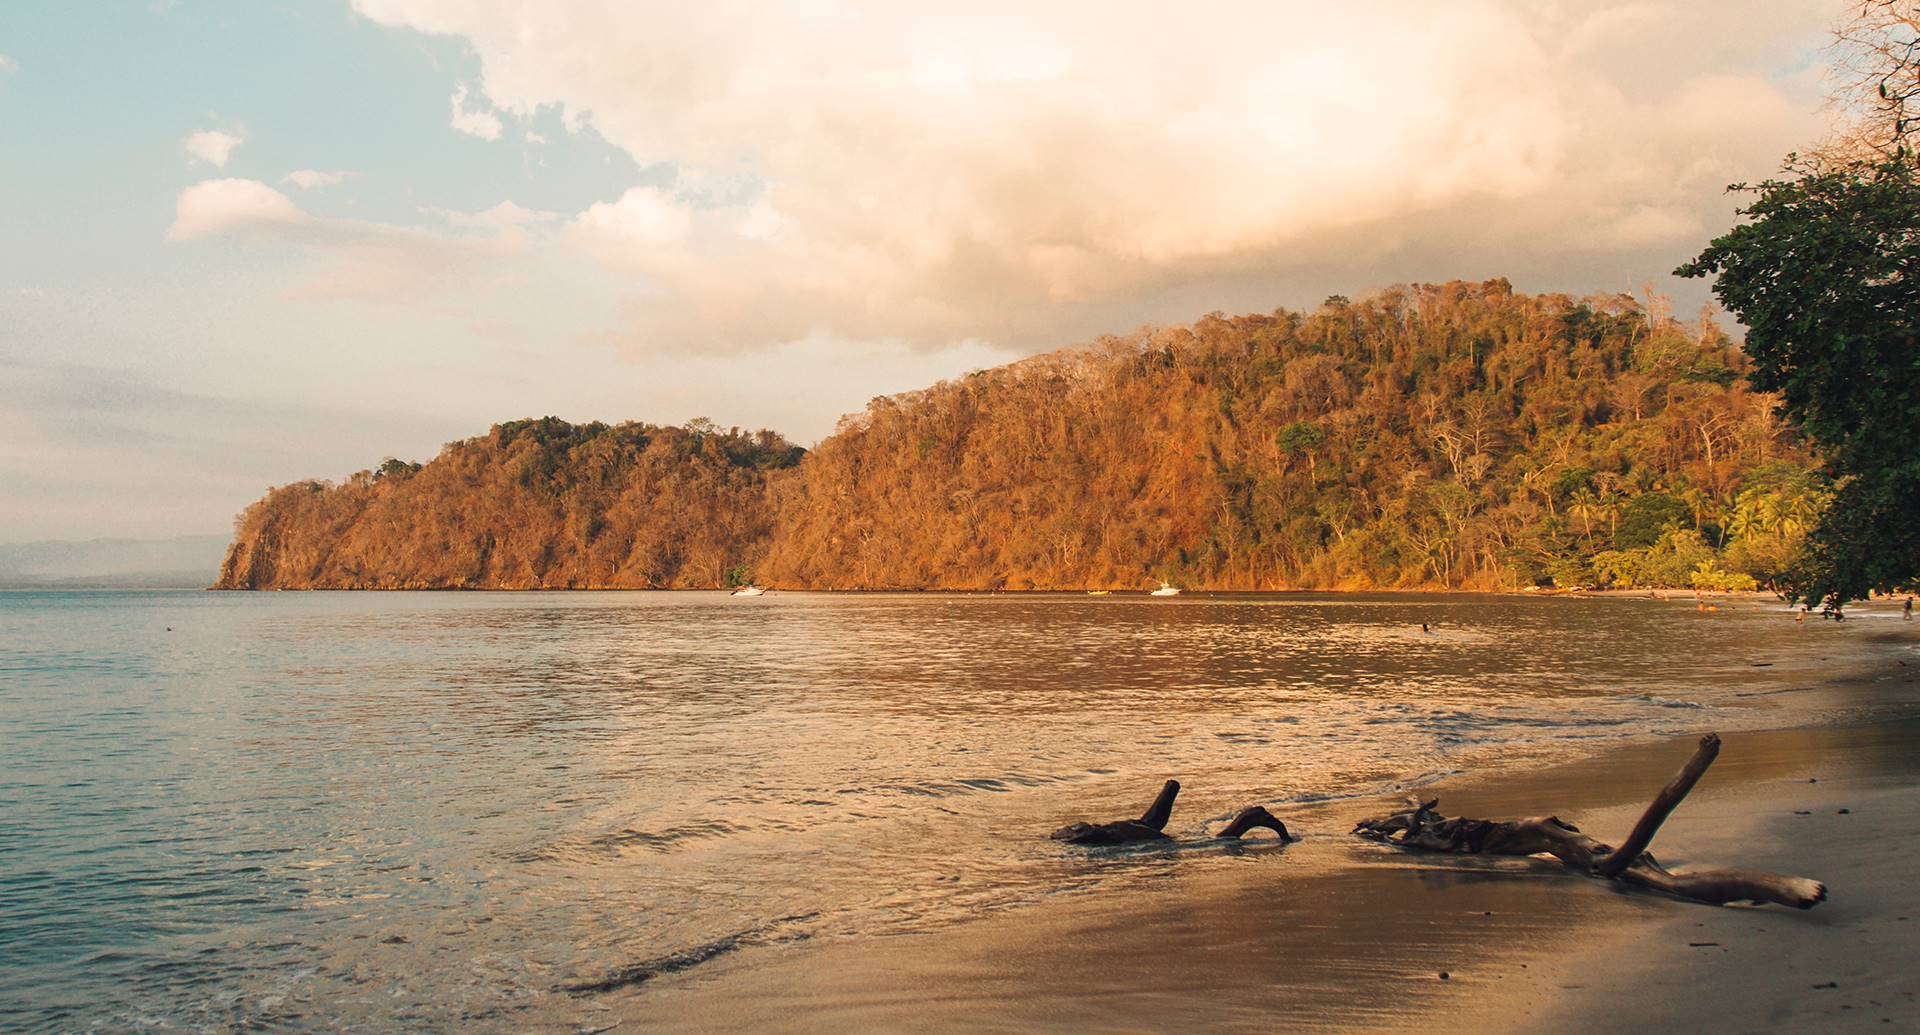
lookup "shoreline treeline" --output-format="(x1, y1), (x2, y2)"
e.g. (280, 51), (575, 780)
(216, 280), (1821, 592)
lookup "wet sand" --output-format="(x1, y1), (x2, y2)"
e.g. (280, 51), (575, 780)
(591, 701), (1920, 1031)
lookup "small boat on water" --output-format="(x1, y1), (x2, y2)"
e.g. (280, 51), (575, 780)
(731, 585), (766, 597)
(1150, 582), (1181, 597)
(1087, 590), (1111, 596)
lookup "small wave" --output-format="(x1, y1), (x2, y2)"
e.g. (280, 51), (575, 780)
(513, 819), (746, 863)
(955, 778), (1010, 792)
(872, 771), (1082, 800)
(1269, 768), (1464, 809)
(560, 914), (817, 995)
(1620, 693), (1705, 710)
(1733, 685), (1814, 698)
(1371, 709), (1639, 734)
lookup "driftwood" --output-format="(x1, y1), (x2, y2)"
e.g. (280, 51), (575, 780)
(1595, 732), (1721, 877)
(1353, 733), (1826, 909)
(1216, 805), (1293, 842)
(1053, 779), (1183, 844)
(1052, 780), (1294, 845)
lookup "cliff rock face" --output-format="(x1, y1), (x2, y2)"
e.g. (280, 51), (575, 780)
(218, 282), (1815, 591)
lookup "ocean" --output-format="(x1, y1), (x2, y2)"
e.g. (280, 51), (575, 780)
(0, 590), (1905, 1032)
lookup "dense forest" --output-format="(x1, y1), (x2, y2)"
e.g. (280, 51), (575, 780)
(217, 419), (800, 589)
(216, 280), (1824, 592)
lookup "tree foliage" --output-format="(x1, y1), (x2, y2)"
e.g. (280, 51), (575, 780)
(218, 282), (1824, 593)
(1678, 161), (1920, 607)
(217, 420), (801, 589)
(757, 282), (1816, 591)
(1822, 1), (1920, 164)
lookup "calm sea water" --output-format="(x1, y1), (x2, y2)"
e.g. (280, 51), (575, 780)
(1, 590), (1909, 1033)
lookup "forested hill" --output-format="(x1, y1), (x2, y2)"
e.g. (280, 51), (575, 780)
(216, 280), (1825, 592)
(216, 420), (802, 589)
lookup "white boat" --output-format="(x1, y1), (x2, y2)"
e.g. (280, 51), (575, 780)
(731, 585), (766, 597)
(1149, 582), (1181, 596)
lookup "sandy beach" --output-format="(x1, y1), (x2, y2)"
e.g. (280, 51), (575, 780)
(590, 664), (1920, 1033)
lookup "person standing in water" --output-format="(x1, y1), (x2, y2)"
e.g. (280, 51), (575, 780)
(1905, 596), (1913, 620)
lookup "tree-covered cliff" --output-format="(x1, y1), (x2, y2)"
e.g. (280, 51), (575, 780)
(217, 281), (1822, 592)
(216, 418), (801, 589)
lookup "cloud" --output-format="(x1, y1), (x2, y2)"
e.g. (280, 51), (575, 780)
(166, 179), (546, 303)
(572, 187), (690, 246)
(167, 178), (305, 240)
(183, 129), (244, 168)
(0, 354), (468, 540)
(0, 54), (16, 75)
(342, 3), (1828, 354)
(449, 83), (503, 140)
(435, 199), (557, 231)
(282, 169), (360, 189)
(427, 199), (559, 249)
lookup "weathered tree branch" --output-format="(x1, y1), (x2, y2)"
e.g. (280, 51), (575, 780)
(1353, 733), (1827, 909)
(1595, 732), (1720, 877)
(1619, 854), (1826, 909)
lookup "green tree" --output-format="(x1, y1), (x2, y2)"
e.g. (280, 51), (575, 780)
(1614, 492), (1692, 549)
(1276, 420), (1325, 455)
(1276, 420), (1326, 480)
(1678, 160), (1920, 608)
(1566, 489), (1602, 540)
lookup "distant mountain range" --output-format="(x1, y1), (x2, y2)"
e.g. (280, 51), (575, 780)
(0, 535), (229, 589)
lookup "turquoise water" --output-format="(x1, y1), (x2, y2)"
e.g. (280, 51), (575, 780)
(0, 590), (1907, 1032)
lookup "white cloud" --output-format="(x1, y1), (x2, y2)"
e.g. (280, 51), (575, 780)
(0, 54), (17, 75)
(281, 169), (359, 190)
(183, 129), (244, 168)
(437, 200), (557, 231)
(572, 187), (690, 246)
(167, 179), (304, 241)
(339, 3), (1830, 353)
(449, 83), (503, 140)
(429, 200), (560, 249)
(166, 179), (546, 304)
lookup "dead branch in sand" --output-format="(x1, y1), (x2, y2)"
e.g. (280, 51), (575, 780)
(1353, 733), (1827, 909)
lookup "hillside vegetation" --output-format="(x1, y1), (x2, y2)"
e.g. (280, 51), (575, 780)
(216, 280), (1822, 592)
(217, 420), (800, 589)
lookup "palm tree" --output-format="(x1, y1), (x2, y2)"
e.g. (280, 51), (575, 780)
(1679, 485), (1722, 544)
(1778, 487), (1825, 537)
(1568, 489), (1601, 539)
(1593, 472), (1624, 536)
(1727, 492), (1763, 540)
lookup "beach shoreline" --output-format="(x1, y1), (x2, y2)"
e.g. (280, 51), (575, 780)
(584, 660), (1920, 1033)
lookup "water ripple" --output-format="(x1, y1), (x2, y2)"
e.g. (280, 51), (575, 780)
(0, 589), (1904, 1032)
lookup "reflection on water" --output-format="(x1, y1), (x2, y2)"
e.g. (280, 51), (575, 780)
(0, 590), (1910, 1032)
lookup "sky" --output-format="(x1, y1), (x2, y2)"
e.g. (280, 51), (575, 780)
(0, 1), (1843, 542)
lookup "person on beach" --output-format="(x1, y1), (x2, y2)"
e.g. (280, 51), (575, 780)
(1905, 596), (1913, 620)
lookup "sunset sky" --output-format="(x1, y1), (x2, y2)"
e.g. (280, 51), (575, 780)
(0, 1), (1842, 541)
